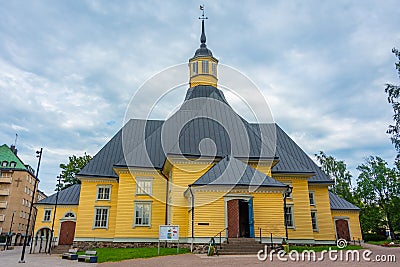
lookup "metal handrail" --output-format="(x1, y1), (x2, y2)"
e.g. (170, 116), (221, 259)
(258, 228), (274, 247)
(211, 227), (229, 249)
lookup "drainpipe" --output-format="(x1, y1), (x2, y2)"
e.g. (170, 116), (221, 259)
(189, 185), (194, 251)
(159, 171), (169, 225)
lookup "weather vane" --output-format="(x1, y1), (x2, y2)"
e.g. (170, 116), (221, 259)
(199, 5), (208, 20)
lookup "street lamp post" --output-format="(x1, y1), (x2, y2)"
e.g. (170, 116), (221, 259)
(283, 185), (293, 241)
(5, 211), (15, 250)
(19, 148), (42, 263)
(48, 175), (61, 254)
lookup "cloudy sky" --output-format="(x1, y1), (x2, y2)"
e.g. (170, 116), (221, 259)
(1, 0), (399, 195)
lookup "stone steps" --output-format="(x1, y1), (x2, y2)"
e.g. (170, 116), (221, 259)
(218, 238), (267, 255)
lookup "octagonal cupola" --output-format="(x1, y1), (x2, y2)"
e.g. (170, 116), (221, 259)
(189, 12), (218, 88)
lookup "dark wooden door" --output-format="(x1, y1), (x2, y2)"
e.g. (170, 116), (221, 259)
(335, 219), (350, 241)
(59, 221), (76, 245)
(227, 199), (239, 238)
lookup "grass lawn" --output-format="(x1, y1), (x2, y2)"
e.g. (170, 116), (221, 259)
(78, 247), (191, 263)
(289, 245), (363, 253)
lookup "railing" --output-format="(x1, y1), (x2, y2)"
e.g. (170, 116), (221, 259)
(258, 228), (280, 248)
(0, 201), (7, 209)
(212, 227), (229, 249)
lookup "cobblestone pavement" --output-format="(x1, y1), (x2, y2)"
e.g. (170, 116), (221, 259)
(99, 243), (399, 267)
(0, 246), (96, 267)
(1, 243), (399, 267)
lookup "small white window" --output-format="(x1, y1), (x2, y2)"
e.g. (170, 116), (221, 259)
(96, 185), (111, 200)
(202, 60), (209, 74)
(64, 212), (75, 218)
(10, 161), (16, 167)
(192, 62), (198, 75)
(311, 211), (318, 231)
(1, 161), (8, 167)
(212, 62), (217, 76)
(136, 178), (152, 195)
(284, 206), (294, 228)
(134, 202), (151, 226)
(309, 192), (315, 205)
(94, 207), (109, 228)
(43, 209), (52, 222)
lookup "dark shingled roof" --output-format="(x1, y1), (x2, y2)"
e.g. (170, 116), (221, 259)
(37, 184), (80, 205)
(329, 192), (360, 210)
(78, 85), (332, 184)
(192, 156), (286, 188)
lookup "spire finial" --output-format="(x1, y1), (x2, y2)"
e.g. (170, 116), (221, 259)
(199, 5), (208, 46)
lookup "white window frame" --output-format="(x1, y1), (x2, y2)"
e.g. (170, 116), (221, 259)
(202, 60), (209, 74)
(284, 205), (295, 228)
(192, 62), (198, 76)
(93, 207), (110, 229)
(43, 209), (52, 222)
(135, 177), (153, 196)
(309, 191), (315, 206)
(133, 201), (152, 227)
(311, 211), (318, 231)
(96, 185), (111, 201)
(212, 62), (217, 76)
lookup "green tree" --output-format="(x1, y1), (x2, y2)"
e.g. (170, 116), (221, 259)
(356, 156), (400, 239)
(385, 48), (400, 156)
(315, 151), (354, 203)
(58, 153), (92, 190)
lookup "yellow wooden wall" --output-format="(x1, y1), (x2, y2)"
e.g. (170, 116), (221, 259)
(114, 172), (166, 238)
(273, 176), (314, 239)
(331, 210), (362, 241)
(251, 191), (286, 237)
(34, 205), (78, 237)
(75, 179), (118, 239)
(170, 162), (214, 238)
(308, 185), (335, 240)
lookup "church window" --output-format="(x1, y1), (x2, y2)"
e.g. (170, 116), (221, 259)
(134, 202), (151, 226)
(94, 207), (109, 228)
(64, 212), (75, 218)
(311, 211), (318, 231)
(43, 209), (52, 222)
(309, 191), (315, 205)
(202, 60), (209, 73)
(284, 206), (294, 228)
(136, 178), (152, 195)
(212, 62), (217, 76)
(192, 62), (198, 75)
(96, 185), (111, 200)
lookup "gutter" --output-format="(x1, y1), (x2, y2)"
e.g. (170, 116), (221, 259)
(189, 185), (194, 251)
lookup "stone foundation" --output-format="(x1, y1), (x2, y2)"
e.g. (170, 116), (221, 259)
(73, 241), (208, 253)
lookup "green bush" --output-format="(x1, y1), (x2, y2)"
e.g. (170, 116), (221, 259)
(363, 233), (387, 242)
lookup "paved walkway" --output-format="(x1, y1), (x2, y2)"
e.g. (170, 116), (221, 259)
(1, 244), (398, 267)
(0, 246), (95, 267)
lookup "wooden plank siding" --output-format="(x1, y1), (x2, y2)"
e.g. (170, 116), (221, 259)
(34, 205), (78, 238)
(308, 185), (335, 240)
(114, 172), (166, 238)
(75, 179), (118, 239)
(273, 176), (314, 239)
(331, 210), (362, 241)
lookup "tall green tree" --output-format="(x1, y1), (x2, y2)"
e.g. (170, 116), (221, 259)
(58, 153), (92, 190)
(356, 156), (400, 239)
(385, 47), (400, 156)
(315, 151), (354, 203)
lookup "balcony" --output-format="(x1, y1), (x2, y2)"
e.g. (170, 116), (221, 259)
(0, 176), (12, 183)
(0, 201), (7, 209)
(0, 214), (5, 222)
(0, 189), (10, 196)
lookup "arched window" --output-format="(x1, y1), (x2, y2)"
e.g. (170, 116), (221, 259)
(63, 212), (75, 219)
(1, 161), (8, 167)
(10, 161), (16, 167)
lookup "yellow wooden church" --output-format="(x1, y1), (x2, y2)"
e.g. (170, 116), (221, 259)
(34, 19), (361, 251)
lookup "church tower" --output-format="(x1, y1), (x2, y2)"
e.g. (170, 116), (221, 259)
(189, 12), (218, 88)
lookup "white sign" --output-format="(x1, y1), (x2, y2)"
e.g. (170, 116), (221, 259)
(159, 225), (179, 241)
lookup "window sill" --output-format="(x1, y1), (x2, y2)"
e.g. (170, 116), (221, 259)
(95, 199), (111, 202)
(132, 224), (151, 229)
